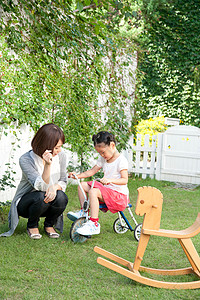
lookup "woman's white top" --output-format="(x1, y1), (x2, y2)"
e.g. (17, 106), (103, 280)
(30, 151), (66, 192)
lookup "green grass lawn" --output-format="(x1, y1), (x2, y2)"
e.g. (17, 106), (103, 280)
(0, 178), (200, 299)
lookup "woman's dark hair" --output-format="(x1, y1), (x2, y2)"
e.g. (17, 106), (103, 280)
(92, 131), (116, 146)
(31, 123), (65, 157)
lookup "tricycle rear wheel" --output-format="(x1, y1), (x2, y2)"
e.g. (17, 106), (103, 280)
(134, 223), (142, 241)
(113, 218), (129, 234)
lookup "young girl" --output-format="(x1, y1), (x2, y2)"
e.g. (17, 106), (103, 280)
(67, 131), (129, 236)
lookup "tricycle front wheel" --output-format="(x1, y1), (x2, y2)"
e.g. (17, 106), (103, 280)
(70, 217), (91, 243)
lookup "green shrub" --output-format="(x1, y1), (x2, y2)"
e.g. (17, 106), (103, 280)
(0, 201), (11, 223)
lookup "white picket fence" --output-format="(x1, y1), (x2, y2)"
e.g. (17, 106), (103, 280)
(123, 132), (163, 180)
(127, 125), (200, 184)
(157, 125), (200, 184)
(0, 124), (200, 202)
(132, 134), (159, 179)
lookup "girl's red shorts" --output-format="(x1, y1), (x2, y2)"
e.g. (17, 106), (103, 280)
(87, 181), (129, 213)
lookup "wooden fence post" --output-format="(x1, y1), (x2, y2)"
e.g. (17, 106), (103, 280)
(155, 133), (163, 180)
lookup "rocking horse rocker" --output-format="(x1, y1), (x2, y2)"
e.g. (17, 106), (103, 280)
(94, 186), (200, 289)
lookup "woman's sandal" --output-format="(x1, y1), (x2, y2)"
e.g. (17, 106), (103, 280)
(44, 227), (60, 239)
(27, 228), (42, 240)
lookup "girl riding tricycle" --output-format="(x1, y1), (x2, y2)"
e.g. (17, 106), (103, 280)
(67, 131), (141, 242)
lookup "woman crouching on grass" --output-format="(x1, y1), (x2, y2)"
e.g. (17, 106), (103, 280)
(0, 123), (68, 239)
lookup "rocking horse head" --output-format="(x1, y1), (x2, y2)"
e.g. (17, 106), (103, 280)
(135, 186), (163, 230)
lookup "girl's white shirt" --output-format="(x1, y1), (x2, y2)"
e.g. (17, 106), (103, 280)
(96, 154), (129, 196)
(30, 150), (66, 192)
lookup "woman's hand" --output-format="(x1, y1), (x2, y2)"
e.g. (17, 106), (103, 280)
(100, 177), (111, 185)
(42, 150), (53, 165)
(44, 185), (57, 203)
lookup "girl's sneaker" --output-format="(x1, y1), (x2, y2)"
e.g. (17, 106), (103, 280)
(76, 220), (100, 236)
(67, 209), (87, 221)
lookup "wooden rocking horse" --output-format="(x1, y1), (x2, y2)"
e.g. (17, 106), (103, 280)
(94, 186), (200, 289)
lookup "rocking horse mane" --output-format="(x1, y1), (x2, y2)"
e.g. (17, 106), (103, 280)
(135, 186), (163, 230)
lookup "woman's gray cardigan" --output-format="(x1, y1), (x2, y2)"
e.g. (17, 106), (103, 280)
(0, 150), (67, 237)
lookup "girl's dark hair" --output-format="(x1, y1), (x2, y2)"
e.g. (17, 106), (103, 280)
(92, 131), (116, 146)
(31, 123), (65, 157)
